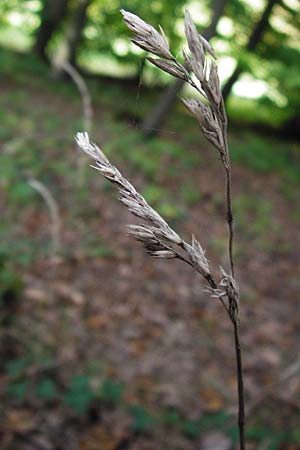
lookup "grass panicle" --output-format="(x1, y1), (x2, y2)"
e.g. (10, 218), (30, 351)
(76, 9), (246, 450)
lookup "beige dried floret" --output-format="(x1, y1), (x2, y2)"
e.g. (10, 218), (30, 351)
(75, 132), (217, 290)
(121, 9), (173, 60)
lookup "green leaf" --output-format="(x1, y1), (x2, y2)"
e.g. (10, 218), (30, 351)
(6, 380), (28, 400)
(199, 411), (231, 431)
(9, 181), (34, 203)
(99, 379), (124, 404)
(129, 405), (156, 432)
(5, 357), (30, 377)
(142, 185), (166, 204)
(183, 419), (201, 439)
(89, 245), (115, 258)
(35, 378), (58, 401)
(63, 375), (94, 414)
(162, 409), (182, 426)
(157, 203), (184, 220)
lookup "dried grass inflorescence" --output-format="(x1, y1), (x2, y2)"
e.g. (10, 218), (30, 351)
(75, 8), (240, 321)
(75, 130), (239, 322)
(116, 12), (245, 447)
(121, 8), (229, 168)
(76, 10), (245, 448)
(121, 9), (236, 280)
(75, 132), (214, 286)
(118, 7), (237, 299)
(121, 10), (173, 60)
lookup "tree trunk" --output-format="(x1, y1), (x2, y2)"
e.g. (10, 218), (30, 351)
(141, 0), (228, 138)
(34, 0), (69, 61)
(67, 0), (91, 67)
(222, 0), (278, 101)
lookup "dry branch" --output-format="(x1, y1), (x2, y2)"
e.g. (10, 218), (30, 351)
(28, 178), (61, 255)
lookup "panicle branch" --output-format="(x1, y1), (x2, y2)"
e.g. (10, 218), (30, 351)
(121, 8), (228, 165)
(120, 10), (173, 60)
(121, 8), (236, 277)
(75, 132), (217, 289)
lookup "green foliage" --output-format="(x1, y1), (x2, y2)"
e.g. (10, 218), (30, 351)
(161, 408), (182, 426)
(183, 418), (202, 438)
(246, 426), (296, 450)
(157, 202), (184, 221)
(0, 234), (24, 313)
(5, 356), (31, 378)
(227, 97), (288, 128)
(5, 356), (32, 401)
(0, 237), (36, 267)
(223, 0), (300, 120)
(84, 0), (189, 69)
(0, 255), (23, 304)
(80, 234), (116, 259)
(129, 404), (156, 432)
(199, 411), (231, 431)
(3, 353), (300, 449)
(1, 0), (300, 120)
(230, 131), (300, 184)
(142, 184), (166, 204)
(232, 194), (282, 251)
(180, 181), (202, 205)
(5, 355), (60, 404)
(35, 378), (58, 401)
(88, 245), (116, 258)
(182, 412), (232, 439)
(99, 379), (124, 404)
(6, 380), (29, 400)
(63, 375), (94, 414)
(10, 180), (36, 204)
(226, 424), (240, 445)
(142, 184), (184, 220)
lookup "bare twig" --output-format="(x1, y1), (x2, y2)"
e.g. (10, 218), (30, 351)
(28, 178), (61, 255)
(61, 61), (93, 186)
(281, 356), (300, 381)
(62, 61), (93, 133)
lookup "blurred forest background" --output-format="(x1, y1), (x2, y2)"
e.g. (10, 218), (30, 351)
(0, 1), (300, 449)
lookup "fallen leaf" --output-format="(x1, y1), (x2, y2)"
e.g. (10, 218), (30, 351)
(80, 425), (129, 450)
(4, 410), (37, 434)
(201, 431), (231, 450)
(24, 287), (48, 303)
(201, 387), (224, 412)
(54, 282), (85, 305)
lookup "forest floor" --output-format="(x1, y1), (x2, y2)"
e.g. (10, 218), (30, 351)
(1, 49), (300, 450)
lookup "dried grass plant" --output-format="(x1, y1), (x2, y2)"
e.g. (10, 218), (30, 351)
(76, 9), (246, 449)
